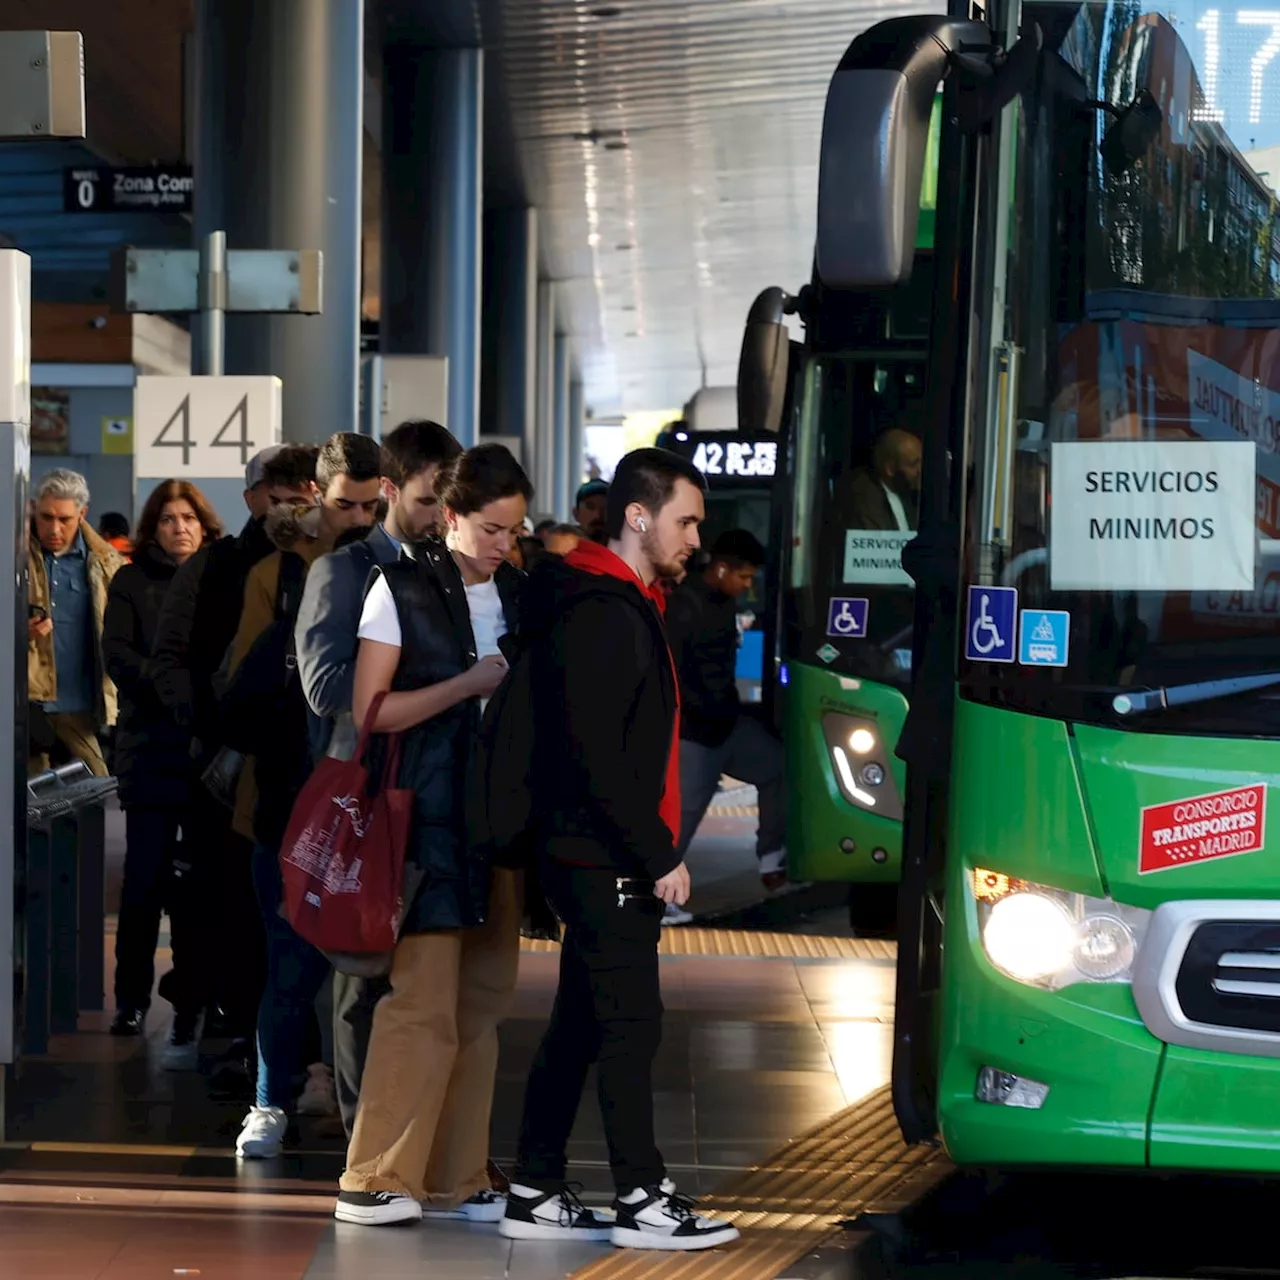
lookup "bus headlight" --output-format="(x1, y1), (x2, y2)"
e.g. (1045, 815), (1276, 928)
(970, 868), (1150, 991)
(821, 713), (904, 821)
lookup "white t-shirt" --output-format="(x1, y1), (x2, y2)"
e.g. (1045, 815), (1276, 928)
(357, 571), (508, 657)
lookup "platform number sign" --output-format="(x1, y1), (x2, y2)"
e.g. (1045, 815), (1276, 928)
(135, 377), (282, 480)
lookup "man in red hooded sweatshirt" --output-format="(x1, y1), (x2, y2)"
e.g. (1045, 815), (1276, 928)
(499, 448), (740, 1253)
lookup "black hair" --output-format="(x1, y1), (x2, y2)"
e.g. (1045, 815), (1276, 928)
(710, 528), (766, 569)
(605, 447), (706, 540)
(533, 517), (558, 536)
(380, 420), (462, 489)
(97, 512), (130, 539)
(316, 432), (382, 490)
(435, 442), (533, 516)
(261, 444), (318, 490)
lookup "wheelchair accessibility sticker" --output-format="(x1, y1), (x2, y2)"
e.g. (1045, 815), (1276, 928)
(1018, 609), (1070, 667)
(826, 597), (869, 639)
(964, 586), (1017, 663)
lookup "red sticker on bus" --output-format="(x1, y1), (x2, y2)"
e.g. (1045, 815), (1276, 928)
(1138, 785), (1267, 874)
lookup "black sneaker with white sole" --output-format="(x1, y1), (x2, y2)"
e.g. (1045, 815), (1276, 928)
(611, 1181), (740, 1251)
(334, 1189), (424, 1226)
(499, 1183), (613, 1242)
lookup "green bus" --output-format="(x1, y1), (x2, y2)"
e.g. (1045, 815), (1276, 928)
(814, 0), (1280, 1168)
(737, 107), (941, 931)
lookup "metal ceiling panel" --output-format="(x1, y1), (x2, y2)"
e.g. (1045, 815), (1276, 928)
(477, 0), (937, 414)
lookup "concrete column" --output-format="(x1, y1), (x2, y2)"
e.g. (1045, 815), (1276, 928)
(195, 0), (364, 443)
(533, 280), (555, 515)
(568, 377), (585, 500)
(381, 46), (483, 447)
(481, 207), (537, 464)
(552, 332), (571, 519)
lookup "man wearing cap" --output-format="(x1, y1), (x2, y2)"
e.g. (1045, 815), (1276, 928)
(573, 479), (609, 544)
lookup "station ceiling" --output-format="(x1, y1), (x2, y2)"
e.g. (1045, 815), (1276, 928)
(1, 0), (930, 416)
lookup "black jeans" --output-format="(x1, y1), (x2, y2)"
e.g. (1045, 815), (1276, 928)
(332, 970), (391, 1137)
(515, 862), (666, 1196)
(115, 805), (205, 1016)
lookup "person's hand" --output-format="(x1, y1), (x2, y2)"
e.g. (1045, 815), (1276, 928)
(466, 654), (509, 698)
(27, 616), (52, 642)
(654, 862), (691, 906)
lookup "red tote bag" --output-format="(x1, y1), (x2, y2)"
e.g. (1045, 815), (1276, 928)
(278, 692), (414, 956)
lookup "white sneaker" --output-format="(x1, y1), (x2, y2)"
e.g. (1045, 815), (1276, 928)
(661, 902), (694, 927)
(334, 1189), (423, 1226)
(295, 1063), (338, 1117)
(499, 1183), (613, 1242)
(611, 1180), (739, 1251)
(235, 1105), (288, 1159)
(422, 1188), (507, 1223)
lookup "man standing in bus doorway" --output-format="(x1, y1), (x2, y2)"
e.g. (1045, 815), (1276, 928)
(845, 426), (922, 531)
(499, 448), (739, 1251)
(662, 530), (789, 924)
(572, 478), (609, 543)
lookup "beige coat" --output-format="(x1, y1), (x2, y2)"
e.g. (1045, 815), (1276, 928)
(28, 520), (127, 726)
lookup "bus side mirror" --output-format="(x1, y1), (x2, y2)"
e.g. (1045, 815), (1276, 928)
(737, 287), (794, 435)
(815, 16), (992, 289)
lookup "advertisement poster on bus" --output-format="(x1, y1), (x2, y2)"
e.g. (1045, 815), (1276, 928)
(1054, 309), (1280, 638)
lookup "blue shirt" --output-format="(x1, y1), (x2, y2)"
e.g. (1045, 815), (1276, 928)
(43, 531), (94, 715)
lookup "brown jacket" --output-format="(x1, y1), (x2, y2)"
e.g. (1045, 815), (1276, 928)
(28, 519), (128, 726)
(229, 504), (336, 842)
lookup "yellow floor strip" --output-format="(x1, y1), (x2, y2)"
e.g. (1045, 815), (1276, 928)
(569, 1086), (950, 1280)
(28, 1141), (198, 1157)
(521, 929), (896, 961)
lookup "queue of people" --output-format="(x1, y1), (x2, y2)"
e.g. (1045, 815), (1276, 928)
(24, 430), (760, 1253)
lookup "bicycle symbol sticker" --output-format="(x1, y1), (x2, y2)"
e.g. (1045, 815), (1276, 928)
(964, 586), (1017, 663)
(825, 597), (869, 639)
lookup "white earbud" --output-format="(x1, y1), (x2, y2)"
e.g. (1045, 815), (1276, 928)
(637, 518), (647, 532)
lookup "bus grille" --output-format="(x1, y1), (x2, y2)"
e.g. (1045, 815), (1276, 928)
(1175, 922), (1280, 1035)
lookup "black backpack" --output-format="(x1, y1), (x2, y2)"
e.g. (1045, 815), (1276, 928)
(219, 551), (306, 757)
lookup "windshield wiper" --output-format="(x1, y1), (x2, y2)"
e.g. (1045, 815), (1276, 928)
(1112, 672), (1280, 717)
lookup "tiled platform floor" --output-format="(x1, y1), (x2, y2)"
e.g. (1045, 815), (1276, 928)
(0, 948), (895, 1278)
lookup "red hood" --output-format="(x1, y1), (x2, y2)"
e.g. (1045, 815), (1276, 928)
(564, 541), (668, 615)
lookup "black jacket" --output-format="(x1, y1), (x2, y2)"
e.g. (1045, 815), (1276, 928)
(102, 545), (194, 808)
(665, 575), (740, 748)
(383, 540), (522, 934)
(523, 553), (680, 881)
(151, 516), (275, 751)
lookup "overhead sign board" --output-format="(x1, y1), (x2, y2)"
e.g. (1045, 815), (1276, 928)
(135, 376), (282, 479)
(64, 165), (193, 214)
(1049, 440), (1256, 593)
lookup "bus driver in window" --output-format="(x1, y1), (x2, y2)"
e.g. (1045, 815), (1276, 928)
(843, 426), (923, 532)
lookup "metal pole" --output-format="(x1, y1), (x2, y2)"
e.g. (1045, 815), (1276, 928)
(200, 229), (226, 377)
(361, 353), (383, 438)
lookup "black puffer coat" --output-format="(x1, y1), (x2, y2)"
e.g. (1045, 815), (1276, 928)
(102, 544), (195, 808)
(377, 539), (521, 934)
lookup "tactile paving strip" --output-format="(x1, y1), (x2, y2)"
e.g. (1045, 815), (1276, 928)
(567, 1086), (950, 1280)
(520, 929), (896, 961)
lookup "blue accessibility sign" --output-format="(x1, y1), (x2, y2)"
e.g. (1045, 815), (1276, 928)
(964, 586), (1017, 663)
(826, 597), (869, 639)
(1018, 609), (1070, 667)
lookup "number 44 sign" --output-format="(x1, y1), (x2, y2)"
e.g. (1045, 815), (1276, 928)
(135, 376), (283, 480)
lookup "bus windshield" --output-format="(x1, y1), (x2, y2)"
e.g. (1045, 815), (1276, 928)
(964, 0), (1280, 735)
(787, 352), (927, 689)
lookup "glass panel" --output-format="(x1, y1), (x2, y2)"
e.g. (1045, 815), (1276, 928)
(965, 0), (1280, 733)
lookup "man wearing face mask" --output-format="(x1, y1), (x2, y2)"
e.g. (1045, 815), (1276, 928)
(292, 419), (461, 1141)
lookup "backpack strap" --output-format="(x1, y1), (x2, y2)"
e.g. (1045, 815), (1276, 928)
(276, 550), (306, 669)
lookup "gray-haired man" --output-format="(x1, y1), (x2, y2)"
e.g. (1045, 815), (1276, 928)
(27, 468), (127, 776)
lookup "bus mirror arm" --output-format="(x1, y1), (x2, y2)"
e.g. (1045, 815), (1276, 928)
(954, 23), (1043, 132)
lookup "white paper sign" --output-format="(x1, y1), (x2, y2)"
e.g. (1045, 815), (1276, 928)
(135, 376), (283, 479)
(1049, 440), (1256, 592)
(843, 529), (913, 585)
